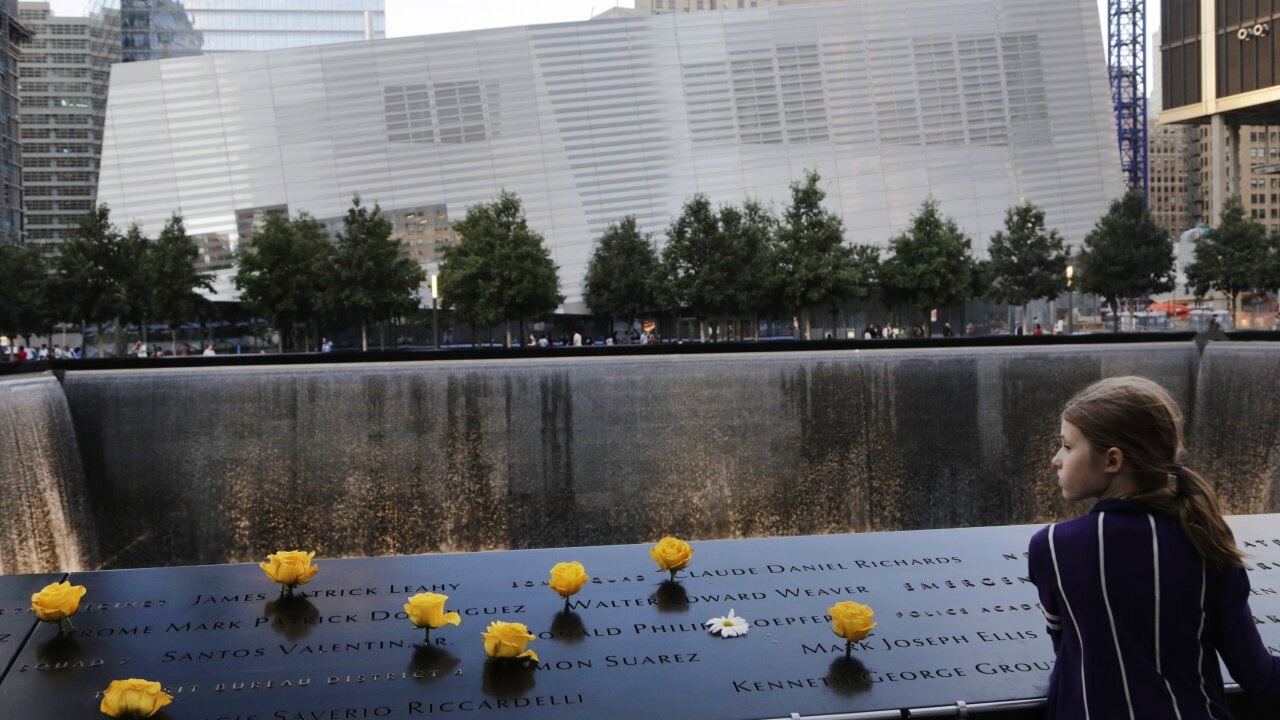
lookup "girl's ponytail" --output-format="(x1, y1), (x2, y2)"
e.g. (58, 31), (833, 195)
(1132, 466), (1244, 568)
(1063, 376), (1245, 569)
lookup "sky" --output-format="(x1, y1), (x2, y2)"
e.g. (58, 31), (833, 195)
(40, 0), (1153, 40)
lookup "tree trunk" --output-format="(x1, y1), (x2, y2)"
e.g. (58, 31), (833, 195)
(801, 309), (811, 341)
(1109, 297), (1120, 333)
(699, 320), (707, 343)
(361, 319), (368, 352)
(1021, 303), (1029, 335)
(379, 321), (386, 351)
(505, 321), (512, 348)
(1229, 291), (1238, 328)
(278, 326), (284, 354)
(172, 326), (178, 355)
(114, 316), (124, 357)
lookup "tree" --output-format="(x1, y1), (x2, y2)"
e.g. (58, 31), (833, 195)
(441, 191), (563, 347)
(583, 216), (660, 343)
(235, 211), (334, 352)
(51, 204), (128, 356)
(1078, 192), (1175, 332)
(329, 195), (427, 351)
(986, 201), (1069, 331)
(1185, 195), (1270, 323)
(771, 170), (867, 340)
(0, 242), (51, 345)
(116, 224), (154, 348)
(879, 197), (975, 330)
(148, 214), (215, 350)
(721, 199), (779, 338)
(658, 194), (742, 341)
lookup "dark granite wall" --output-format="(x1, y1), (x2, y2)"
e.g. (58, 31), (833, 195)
(4, 342), (1274, 573)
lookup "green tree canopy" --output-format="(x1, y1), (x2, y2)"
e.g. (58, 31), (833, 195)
(51, 204), (129, 354)
(329, 195), (427, 351)
(716, 198), (777, 321)
(658, 194), (743, 339)
(116, 224), (155, 344)
(0, 242), (51, 343)
(879, 197), (975, 328)
(771, 170), (867, 339)
(583, 215), (660, 339)
(441, 191), (563, 347)
(1185, 195), (1270, 319)
(986, 201), (1069, 329)
(1079, 191), (1175, 330)
(148, 215), (214, 344)
(234, 211), (334, 352)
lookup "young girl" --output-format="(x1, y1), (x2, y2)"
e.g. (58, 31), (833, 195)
(1028, 376), (1280, 719)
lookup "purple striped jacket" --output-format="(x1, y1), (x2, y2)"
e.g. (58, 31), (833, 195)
(1028, 498), (1280, 719)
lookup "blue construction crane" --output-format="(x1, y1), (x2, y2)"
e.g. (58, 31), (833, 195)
(1108, 0), (1147, 202)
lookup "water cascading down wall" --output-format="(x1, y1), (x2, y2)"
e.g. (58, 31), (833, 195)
(1, 341), (1277, 575)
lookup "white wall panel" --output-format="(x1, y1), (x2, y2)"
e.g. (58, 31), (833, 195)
(99, 0), (1123, 311)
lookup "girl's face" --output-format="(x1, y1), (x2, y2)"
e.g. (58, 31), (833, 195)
(1052, 420), (1111, 501)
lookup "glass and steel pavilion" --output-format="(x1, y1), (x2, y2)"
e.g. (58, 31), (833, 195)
(96, 0), (1122, 309)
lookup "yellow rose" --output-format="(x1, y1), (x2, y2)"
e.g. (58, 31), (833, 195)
(829, 601), (876, 644)
(31, 581), (87, 623)
(99, 678), (173, 718)
(404, 593), (461, 630)
(548, 561), (589, 599)
(259, 550), (319, 587)
(650, 537), (693, 575)
(482, 621), (538, 662)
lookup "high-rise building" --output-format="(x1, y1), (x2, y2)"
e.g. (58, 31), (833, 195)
(1240, 126), (1280, 234)
(1158, 0), (1279, 223)
(1147, 120), (1197, 236)
(17, 0), (384, 247)
(0, 0), (30, 242)
(16, 2), (115, 250)
(1182, 123), (1280, 235)
(90, 0), (201, 63)
(97, 0), (1124, 308)
(88, 0), (384, 59)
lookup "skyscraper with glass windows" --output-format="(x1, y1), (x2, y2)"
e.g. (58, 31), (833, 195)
(0, 0), (30, 242)
(88, 0), (383, 59)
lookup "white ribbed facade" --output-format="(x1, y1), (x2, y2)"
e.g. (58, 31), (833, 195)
(97, 0), (1123, 310)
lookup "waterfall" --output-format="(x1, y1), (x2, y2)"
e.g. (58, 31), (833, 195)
(0, 341), (1270, 574)
(0, 373), (96, 575)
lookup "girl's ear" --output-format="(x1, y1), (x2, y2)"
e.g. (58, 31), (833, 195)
(1104, 447), (1125, 474)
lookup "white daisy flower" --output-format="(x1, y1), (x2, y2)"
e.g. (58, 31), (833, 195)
(705, 609), (749, 638)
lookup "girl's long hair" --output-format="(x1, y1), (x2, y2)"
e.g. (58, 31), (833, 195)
(1062, 376), (1244, 568)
